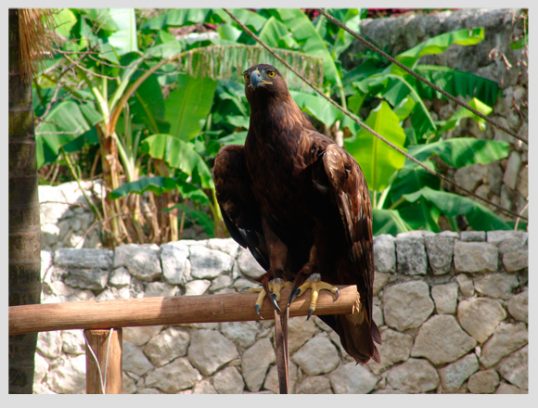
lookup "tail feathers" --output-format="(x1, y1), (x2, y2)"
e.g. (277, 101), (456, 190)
(320, 302), (381, 364)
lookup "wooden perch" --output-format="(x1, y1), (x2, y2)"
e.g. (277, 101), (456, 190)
(9, 285), (359, 336)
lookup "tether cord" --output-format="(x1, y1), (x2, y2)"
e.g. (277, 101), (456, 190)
(274, 308), (290, 393)
(318, 9), (527, 145)
(222, 9), (527, 222)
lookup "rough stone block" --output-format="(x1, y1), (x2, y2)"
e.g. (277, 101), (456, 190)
(458, 297), (506, 344)
(64, 267), (109, 291)
(236, 248), (266, 279)
(438, 353), (479, 392)
(114, 243), (161, 281)
(383, 280), (434, 331)
(497, 345), (528, 390)
(213, 366), (245, 394)
(480, 322), (528, 368)
(424, 231), (457, 274)
(507, 289), (528, 322)
(474, 273), (518, 299)
(143, 327), (190, 367)
(374, 234), (396, 273)
(296, 376), (332, 394)
(454, 241), (498, 273)
(161, 242), (191, 285)
(460, 231), (485, 242)
(145, 358), (201, 393)
(292, 334), (339, 376)
(396, 231), (427, 275)
(386, 358), (439, 393)
(188, 330), (238, 376)
(412, 315), (477, 365)
(467, 369), (500, 393)
(329, 362), (378, 393)
(190, 246), (234, 279)
(55, 248), (113, 269)
(241, 337), (275, 392)
(431, 282), (458, 314)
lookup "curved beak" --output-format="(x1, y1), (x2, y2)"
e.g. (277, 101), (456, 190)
(250, 69), (263, 88)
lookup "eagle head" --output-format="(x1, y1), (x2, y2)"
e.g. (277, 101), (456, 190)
(243, 64), (288, 102)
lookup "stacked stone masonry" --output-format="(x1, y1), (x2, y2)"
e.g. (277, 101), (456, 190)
(34, 231), (528, 394)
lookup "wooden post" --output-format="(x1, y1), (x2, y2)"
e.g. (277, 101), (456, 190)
(84, 328), (123, 394)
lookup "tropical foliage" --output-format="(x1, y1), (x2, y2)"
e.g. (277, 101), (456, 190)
(33, 8), (519, 245)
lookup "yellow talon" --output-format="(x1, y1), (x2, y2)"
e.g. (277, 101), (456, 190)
(296, 273), (339, 319)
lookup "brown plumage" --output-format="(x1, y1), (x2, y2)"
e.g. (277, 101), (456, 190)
(213, 63), (380, 363)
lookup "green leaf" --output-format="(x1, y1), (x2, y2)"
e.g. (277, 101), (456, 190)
(414, 65), (500, 106)
(409, 137), (510, 168)
(174, 203), (215, 236)
(395, 27), (485, 69)
(274, 9), (342, 88)
(511, 37), (527, 50)
(109, 176), (178, 199)
(321, 8), (362, 59)
(402, 186), (512, 230)
(217, 23), (242, 42)
(36, 101), (102, 168)
(384, 161), (440, 206)
(290, 90), (342, 125)
(107, 9), (139, 54)
(373, 209), (411, 235)
(217, 9), (267, 32)
(142, 134), (214, 189)
(437, 97), (493, 133)
(130, 72), (165, 134)
(218, 131), (247, 146)
(259, 17), (300, 50)
(344, 101), (407, 191)
(53, 9), (77, 38)
(165, 74), (217, 140)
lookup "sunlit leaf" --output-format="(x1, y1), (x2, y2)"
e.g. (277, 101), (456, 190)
(142, 133), (214, 189)
(165, 74), (217, 141)
(345, 101), (407, 191)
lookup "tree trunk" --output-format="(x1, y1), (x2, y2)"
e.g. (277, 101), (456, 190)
(9, 9), (42, 394)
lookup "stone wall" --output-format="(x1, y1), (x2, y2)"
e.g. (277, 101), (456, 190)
(39, 181), (102, 250)
(350, 8), (528, 219)
(34, 232), (527, 394)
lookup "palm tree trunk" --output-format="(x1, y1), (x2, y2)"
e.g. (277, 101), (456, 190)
(9, 9), (42, 394)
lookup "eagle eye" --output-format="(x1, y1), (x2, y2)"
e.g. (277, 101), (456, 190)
(267, 70), (276, 78)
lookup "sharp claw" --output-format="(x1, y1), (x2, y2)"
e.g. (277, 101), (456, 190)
(270, 293), (281, 313)
(307, 308), (314, 320)
(288, 287), (301, 305)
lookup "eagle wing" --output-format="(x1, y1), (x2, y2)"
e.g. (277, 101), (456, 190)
(310, 139), (380, 362)
(213, 145), (269, 270)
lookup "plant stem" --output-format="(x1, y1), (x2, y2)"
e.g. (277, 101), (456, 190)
(61, 148), (103, 222)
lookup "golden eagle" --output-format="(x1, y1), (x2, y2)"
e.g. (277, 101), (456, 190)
(213, 63), (380, 363)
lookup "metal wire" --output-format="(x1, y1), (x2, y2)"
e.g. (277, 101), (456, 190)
(222, 9), (527, 222)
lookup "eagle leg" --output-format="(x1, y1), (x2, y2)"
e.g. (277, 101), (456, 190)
(294, 273), (339, 319)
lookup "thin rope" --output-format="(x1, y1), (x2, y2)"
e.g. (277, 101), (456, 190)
(318, 9), (527, 145)
(222, 9), (527, 222)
